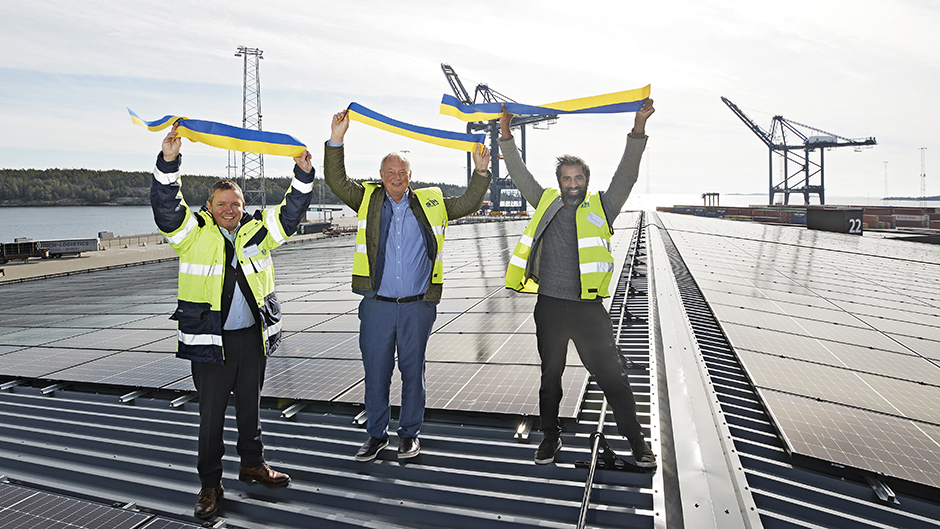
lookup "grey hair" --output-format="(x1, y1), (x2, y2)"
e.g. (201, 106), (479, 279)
(380, 151), (412, 173)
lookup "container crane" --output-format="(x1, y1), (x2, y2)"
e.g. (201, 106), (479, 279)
(721, 97), (876, 205)
(442, 64), (558, 214)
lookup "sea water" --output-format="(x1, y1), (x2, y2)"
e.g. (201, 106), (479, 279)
(0, 204), (358, 242)
(2, 195), (937, 243)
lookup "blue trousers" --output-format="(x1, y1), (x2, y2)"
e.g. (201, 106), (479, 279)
(358, 296), (437, 440)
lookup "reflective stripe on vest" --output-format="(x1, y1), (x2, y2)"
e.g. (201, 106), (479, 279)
(352, 184), (448, 285)
(166, 209), (283, 358)
(414, 187), (448, 284)
(505, 189), (614, 299)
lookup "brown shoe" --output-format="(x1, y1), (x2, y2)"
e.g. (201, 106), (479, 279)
(194, 484), (223, 519)
(238, 462), (291, 487)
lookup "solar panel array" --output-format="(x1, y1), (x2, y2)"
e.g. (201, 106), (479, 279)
(0, 215), (641, 419)
(0, 482), (202, 529)
(658, 212), (940, 490)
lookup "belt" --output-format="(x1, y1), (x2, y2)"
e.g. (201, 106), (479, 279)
(374, 294), (424, 304)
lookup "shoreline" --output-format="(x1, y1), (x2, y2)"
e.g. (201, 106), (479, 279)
(0, 217), (358, 284)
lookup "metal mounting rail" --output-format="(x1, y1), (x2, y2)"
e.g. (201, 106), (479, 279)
(576, 212), (646, 529)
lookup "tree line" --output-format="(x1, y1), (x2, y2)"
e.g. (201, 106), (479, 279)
(0, 168), (469, 207)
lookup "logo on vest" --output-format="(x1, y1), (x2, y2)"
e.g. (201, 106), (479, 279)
(425, 198), (440, 208)
(580, 200), (590, 209)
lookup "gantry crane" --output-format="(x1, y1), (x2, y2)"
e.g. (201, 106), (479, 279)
(721, 97), (876, 205)
(442, 64), (558, 214)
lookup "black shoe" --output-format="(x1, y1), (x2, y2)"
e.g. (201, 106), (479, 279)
(194, 484), (223, 519)
(534, 437), (562, 465)
(630, 437), (657, 468)
(398, 437), (421, 459)
(355, 436), (388, 462)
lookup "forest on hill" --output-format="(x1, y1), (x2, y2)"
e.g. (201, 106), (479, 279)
(0, 168), (469, 207)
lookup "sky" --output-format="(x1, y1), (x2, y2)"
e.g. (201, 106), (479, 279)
(1, 0), (938, 201)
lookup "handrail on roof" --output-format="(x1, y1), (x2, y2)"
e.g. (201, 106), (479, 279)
(577, 213), (644, 529)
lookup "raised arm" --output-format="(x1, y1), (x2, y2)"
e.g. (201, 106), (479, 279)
(443, 144), (492, 220)
(151, 121), (195, 251)
(496, 104), (544, 207)
(603, 99), (655, 218)
(323, 109), (365, 209)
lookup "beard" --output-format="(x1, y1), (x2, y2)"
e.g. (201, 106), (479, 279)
(562, 186), (586, 206)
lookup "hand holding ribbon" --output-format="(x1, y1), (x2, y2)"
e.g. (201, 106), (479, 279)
(441, 85), (652, 122)
(129, 108), (307, 157)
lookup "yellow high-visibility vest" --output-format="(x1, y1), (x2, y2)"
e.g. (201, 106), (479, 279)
(164, 207), (288, 362)
(352, 183), (447, 288)
(505, 188), (614, 299)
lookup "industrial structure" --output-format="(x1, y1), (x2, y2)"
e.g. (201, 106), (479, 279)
(721, 97), (877, 206)
(441, 64), (558, 214)
(235, 46), (266, 208)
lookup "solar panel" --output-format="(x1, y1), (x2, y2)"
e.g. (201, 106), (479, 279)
(435, 312), (536, 334)
(262, 358), (363, 401)
(435, 298), (484, 314)
(44, 352), (190, 387)
(129, 337), (178, 353)
(277, 332), (359, 359)
(335, 361), (588, 419)
(466, 295), (537, 313)
(662, 212), (940, 492)
(305, 314), (360, 332)
(426, 333), (580, 366)
(0, 327), (92, 348)
(280, 299), (360, 314)
(0, 348), (116, 378)
(47, 328), (172, 351)
(114, 315), (178, 331)
(116, 303), (178, 315)
(280, 314), (337, 332)
(0, 482), (151, 529)
(0, 314), (86, 327)
(758, 389), (940, 489)
(885, 333), (940, 361)
(44, 314), (151, 329)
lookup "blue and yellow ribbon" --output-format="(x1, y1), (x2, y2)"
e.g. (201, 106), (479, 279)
(345, 103), (485, 153)
(128, 108), (306, 157)
(439, 85), (652, 122)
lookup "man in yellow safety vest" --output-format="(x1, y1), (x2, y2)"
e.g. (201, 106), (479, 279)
(324, 110), (491, 462)
(500, 99), (659, 468)
(152, 122), (315, 518)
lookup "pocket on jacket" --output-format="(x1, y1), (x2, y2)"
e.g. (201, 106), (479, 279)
(261, 292), (281, 327)
(170, 300), (213, 334)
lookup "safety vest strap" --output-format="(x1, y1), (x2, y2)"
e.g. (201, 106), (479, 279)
(413, 187), (447, 285)
(351, 184), (448, 286)
(506, 189), (614, 299)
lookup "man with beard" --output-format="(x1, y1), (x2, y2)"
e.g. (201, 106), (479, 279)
(499, 99), (658, 468)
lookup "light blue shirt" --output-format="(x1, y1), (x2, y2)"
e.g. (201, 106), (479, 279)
(377, 192), (431, 298)
(221, 227), (256, 330)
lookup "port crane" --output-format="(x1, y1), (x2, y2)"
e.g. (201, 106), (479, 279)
(442, 64), (558, 214)
(721, 97), (876, 205)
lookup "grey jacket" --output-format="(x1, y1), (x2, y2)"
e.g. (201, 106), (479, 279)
(498, 132), (647, 300)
